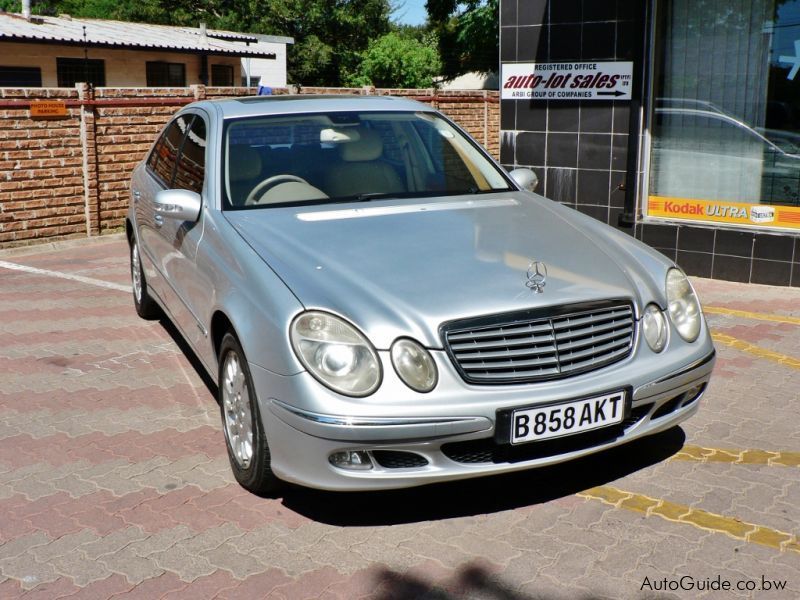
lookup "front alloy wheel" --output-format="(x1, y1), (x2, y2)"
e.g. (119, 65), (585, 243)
(218, 332), (281, 495)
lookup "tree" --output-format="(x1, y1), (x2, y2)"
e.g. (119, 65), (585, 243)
(426, 0), (498, 79)
(346, 30), (441, 88)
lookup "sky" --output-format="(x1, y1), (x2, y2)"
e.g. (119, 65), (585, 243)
(393, 0), (428, 25)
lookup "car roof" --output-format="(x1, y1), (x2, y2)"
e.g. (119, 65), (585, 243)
(192, 94), (435, 119)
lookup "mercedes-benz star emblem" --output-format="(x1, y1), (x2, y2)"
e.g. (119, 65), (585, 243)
(526, 260), (547, 293)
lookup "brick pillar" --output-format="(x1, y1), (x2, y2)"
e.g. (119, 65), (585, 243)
(191, 84), (207, 100)
(78, 83), (100, 235)
(482, 90), (489, 148)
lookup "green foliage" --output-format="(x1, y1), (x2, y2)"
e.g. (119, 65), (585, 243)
(346, 30), (441, 88)
(258, 0), (393, 86)
(425, 0), (498, 79)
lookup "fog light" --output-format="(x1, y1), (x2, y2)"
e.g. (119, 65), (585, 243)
(329, 450), (373, 470)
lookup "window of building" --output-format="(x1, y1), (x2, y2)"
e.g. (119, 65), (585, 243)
(173, 117), (206, 194)
(211, 64), (234, 86)
(0, 66), (42, 87)
(146, 62), (186, 87)
(56, 58), (105, 87)
(647, 0), (800, 232)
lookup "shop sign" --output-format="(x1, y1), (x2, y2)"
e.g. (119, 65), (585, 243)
(501, 62), (633, 101)
(30, 101), (68, 118)
(648, 196), (800, 231)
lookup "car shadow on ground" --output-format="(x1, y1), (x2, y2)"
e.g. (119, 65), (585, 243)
(280, 426), (685, 527)
(158, 316), (218, 398)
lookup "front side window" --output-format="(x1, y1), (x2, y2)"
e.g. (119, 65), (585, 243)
(647, 0), (800, 232)
(222, 111), (512, 209)
(56, 58), (105, 87)
(146, 62), (186, 87)
(147, 116), (192, 186)
(174, 117), (206, 194)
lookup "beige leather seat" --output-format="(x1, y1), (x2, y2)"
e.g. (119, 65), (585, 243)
(324, 128), (405, 198)
(228, 146), (263, 206)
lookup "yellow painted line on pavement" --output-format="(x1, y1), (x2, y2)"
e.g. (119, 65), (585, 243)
(704, 305), (800, 326)
(711, 332), (800, 370)
(578, 485), (800, 553)
(672, 445), (800, 468)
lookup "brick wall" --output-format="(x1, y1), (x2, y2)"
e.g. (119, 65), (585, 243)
(0, 85), (500, 247)
(0, 88), (85, 244)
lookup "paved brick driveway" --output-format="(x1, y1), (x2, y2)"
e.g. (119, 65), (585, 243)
(1, 236), (799, 599)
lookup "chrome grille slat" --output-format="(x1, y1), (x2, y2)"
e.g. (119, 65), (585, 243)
(554, 318), (631, 341)
(556, 327), (633, 353)
(447, 322), (554, 341)
(460, 355), (560, 371)
(449, 335), (556, 352)
(455, 346), (558, 361)
(469, 366), (561, 379)
(560, 346), (631, 372)
(444, 303), (635, 384)
(552, 308), (631, 330)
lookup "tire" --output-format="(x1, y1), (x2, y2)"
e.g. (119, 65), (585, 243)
(218, 332), (282, 496)
(130, 237), (160, 320)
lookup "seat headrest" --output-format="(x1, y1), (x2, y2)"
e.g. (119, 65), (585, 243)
(340, 128), (383, 162)
(229, 146), (262, 181)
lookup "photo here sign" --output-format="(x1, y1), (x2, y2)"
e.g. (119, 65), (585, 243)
(501, 62), (633, 101)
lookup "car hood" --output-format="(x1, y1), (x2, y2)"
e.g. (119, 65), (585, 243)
(225, 193), (665, 349)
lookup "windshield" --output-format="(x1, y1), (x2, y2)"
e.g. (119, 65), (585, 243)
(222, 111), (513, 209)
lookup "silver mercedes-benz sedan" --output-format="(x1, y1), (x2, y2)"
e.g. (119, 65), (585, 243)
(127, 95), (715, 494)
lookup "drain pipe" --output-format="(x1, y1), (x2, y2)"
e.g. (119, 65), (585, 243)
(22, 0), (32, 19)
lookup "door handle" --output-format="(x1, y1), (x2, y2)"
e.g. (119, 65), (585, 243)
(154, 214), (164, 228)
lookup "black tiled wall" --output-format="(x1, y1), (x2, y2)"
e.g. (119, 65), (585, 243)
(500, 0), (800, 287)
(500, 0), (642, 230)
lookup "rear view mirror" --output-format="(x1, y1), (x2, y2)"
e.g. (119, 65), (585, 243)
(155, 189), (201, 222)
(509, 168), (539, 192)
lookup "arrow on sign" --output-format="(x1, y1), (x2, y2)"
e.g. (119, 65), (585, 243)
(597, 90), (626, 97)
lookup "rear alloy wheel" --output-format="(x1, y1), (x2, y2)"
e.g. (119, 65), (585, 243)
(218, 332), (281, 495)
(130, 238), (160, 319)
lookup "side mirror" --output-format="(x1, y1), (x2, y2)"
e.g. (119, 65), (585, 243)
(509, 168), (539, 192)
(155, 189), (201, 222)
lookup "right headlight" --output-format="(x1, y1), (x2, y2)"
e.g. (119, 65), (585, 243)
(290, 311), (382, 397)
(391, 338), (438, 393)
(665, 268), (702, 342)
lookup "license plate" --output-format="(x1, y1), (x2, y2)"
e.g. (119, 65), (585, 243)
(510, 391), (627, 444)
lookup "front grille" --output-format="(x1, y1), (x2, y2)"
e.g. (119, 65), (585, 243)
(443, 302), (635, 384)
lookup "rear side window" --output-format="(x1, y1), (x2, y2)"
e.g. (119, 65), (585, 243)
(147, 116), (191, 186)
(174, 117), (206, 194)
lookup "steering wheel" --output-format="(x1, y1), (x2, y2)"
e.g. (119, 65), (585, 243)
(245, 175), (310, 205)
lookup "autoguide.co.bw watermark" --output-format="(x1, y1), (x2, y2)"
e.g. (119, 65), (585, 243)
(640, 574), (787, 593)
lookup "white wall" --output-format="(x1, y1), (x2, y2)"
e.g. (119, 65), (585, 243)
(240, 41), (286, 88)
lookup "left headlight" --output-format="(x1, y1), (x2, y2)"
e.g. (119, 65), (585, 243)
(290, 311), (382, 397)
(666, 268), (702, 342)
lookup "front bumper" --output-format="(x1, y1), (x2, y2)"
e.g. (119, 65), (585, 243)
(255, 347), (716, 491)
